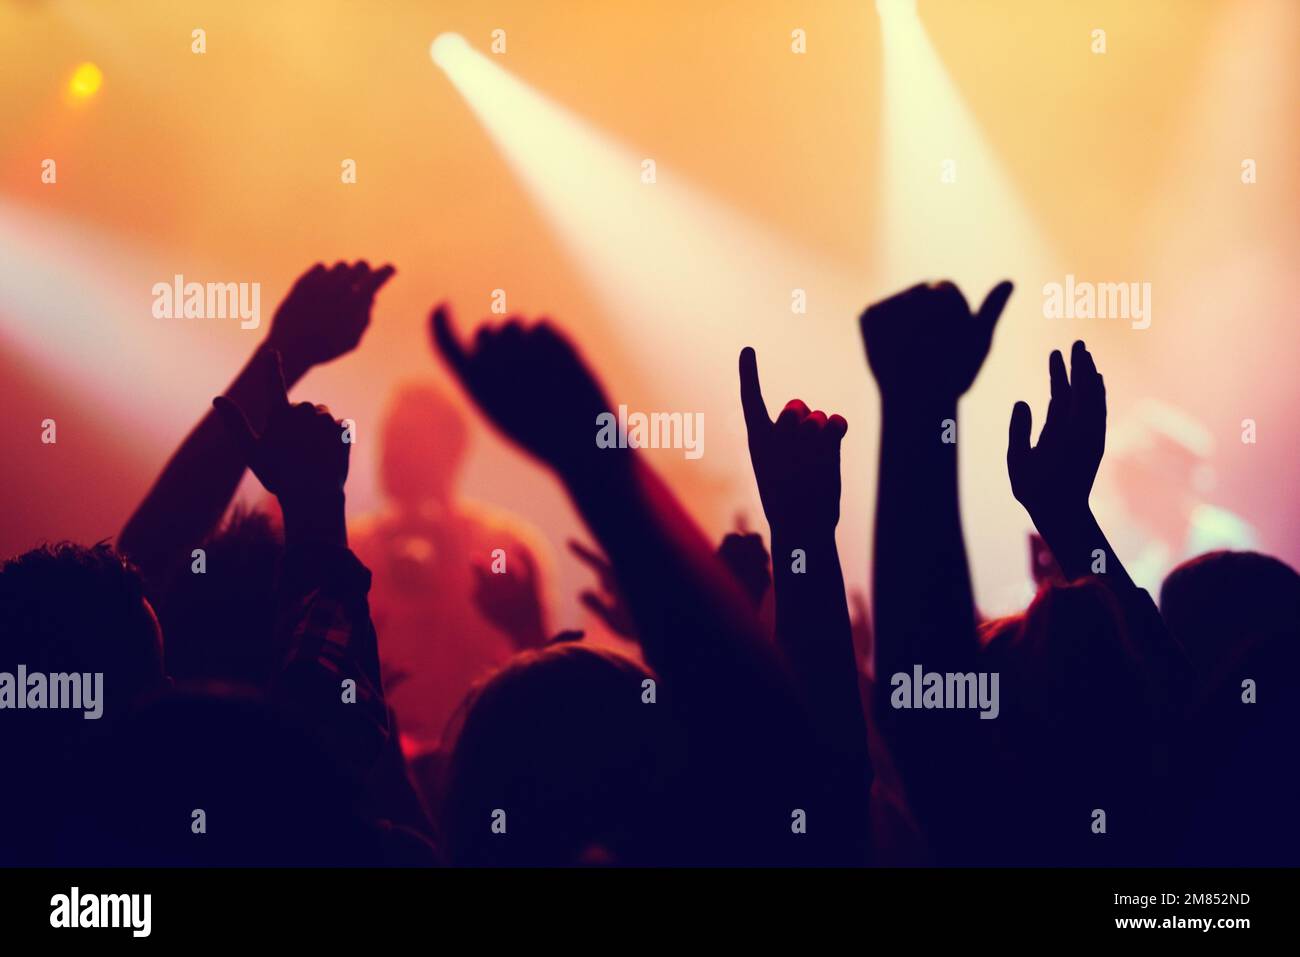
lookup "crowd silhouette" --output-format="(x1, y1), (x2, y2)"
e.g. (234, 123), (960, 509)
(1, 262), (1295, 866)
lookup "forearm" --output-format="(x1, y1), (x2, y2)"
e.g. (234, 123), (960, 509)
(119, 343), (303, 584)
(559, 449), (773, 683)
(771, 527), (872, 843)
(771, 528), (863, 740)
(1029, 504), (1134, 592)
(273, 519), (387, 784)
(873, 400), (977, 677)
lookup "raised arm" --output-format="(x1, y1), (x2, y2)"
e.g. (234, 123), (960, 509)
(119, 261), (394, 589)
(738, 346), (871, 861)
(428, 306), (768, 686)
(429, 306), (830, 862)
(1007, 341), (1184, 670)
(863, 280), (1012, 677)
(861, 280), (1011, 861)
(213, 353), (388, 784)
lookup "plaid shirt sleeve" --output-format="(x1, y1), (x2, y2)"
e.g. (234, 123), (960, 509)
(273, 543), (390, 781)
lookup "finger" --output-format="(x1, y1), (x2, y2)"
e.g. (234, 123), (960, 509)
(292, 262), (328, 292)
(933, 280), (970, 316)
(774, 398), (809, 437)
(798, 409), (828, 437)
(1048, 348), (1070, 400)
(977, 280), (1014, 334)
(348, 260), (371, 287)
(738, 347), (770, 435)
(1008, 400), (1032, 462)
(579, 591), (622, 630)
(567, 538), (611, 573)
(826, 413), (848, 441)
(1071, 341), (1106, 436)
(430, 303), (472, 379)
(496, 319), (526, 349)
(358, 263), (396, 298)
(212, 395), (259, 464)
(1071, 339), (1100, 387)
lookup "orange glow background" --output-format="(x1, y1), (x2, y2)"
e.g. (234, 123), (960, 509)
(2, 0), (1297, 622)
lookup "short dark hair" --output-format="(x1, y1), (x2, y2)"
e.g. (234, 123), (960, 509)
(0, 541), (164, 710)
(1161, 550), (1300, 675)
(441, 644), (673, 865)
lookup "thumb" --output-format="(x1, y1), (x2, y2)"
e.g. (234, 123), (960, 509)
(978, 280), (1014, 336)
(430, 303), (471, 380)
(1007, 400), (1032, 468)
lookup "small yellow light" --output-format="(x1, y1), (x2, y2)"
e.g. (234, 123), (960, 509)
(68, 62), (103, 100)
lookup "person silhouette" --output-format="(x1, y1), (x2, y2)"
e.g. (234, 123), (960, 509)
(349, 382), (550, 753)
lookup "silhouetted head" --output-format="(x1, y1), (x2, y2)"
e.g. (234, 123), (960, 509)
(0, 542), (166, 725)
(981, 579), (1157, 862)
(984, 578), (1152, 770)
(441, 643), (674, 865)
(1160, 550), (1300, 691)
(158, 507), (282, 688)
(380, 383), (468, 507)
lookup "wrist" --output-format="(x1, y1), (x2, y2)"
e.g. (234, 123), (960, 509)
(281, 489), (347, 547)
(771, 523), (838, 550)
(259, 339), (309, 385)
(559, 444), (637, 493)
(879, 393), (958, 421)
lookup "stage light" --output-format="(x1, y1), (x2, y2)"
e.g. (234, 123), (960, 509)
(430, 33), (469, 69)
(432, 38), (873, 556)
(0, 199), (252, 434)
(875, 0), (1067, 611)
(875, 0), (918, 20)
(68, 61), (102, 100)
(431, 39), (864, 373)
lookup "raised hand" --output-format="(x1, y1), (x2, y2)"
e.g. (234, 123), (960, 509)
(430, 305), (611, 472)
(860, 280), (1013, 403)
(212, 350), (350, 513)
(471, 548), (547, 650)
(568, 539), (635, 638)
(266, 260), (395, 382)
(1007, 340), (1106, 517)
(739, 346), (847, 533)
(717, 530), (772, 610)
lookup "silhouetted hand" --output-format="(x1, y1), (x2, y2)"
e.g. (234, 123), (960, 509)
(430, 305), (611, 471)
(860, 280), (1013, 403)
(212, 350), (350, 512)
(471, 549), (547, 650)
(739, 347), (847, 533)
(266, 261), (395, 381)
(568, 539), (635, 638)
(717, 530), (772, 610)
(1007, 340), (1106, 517)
